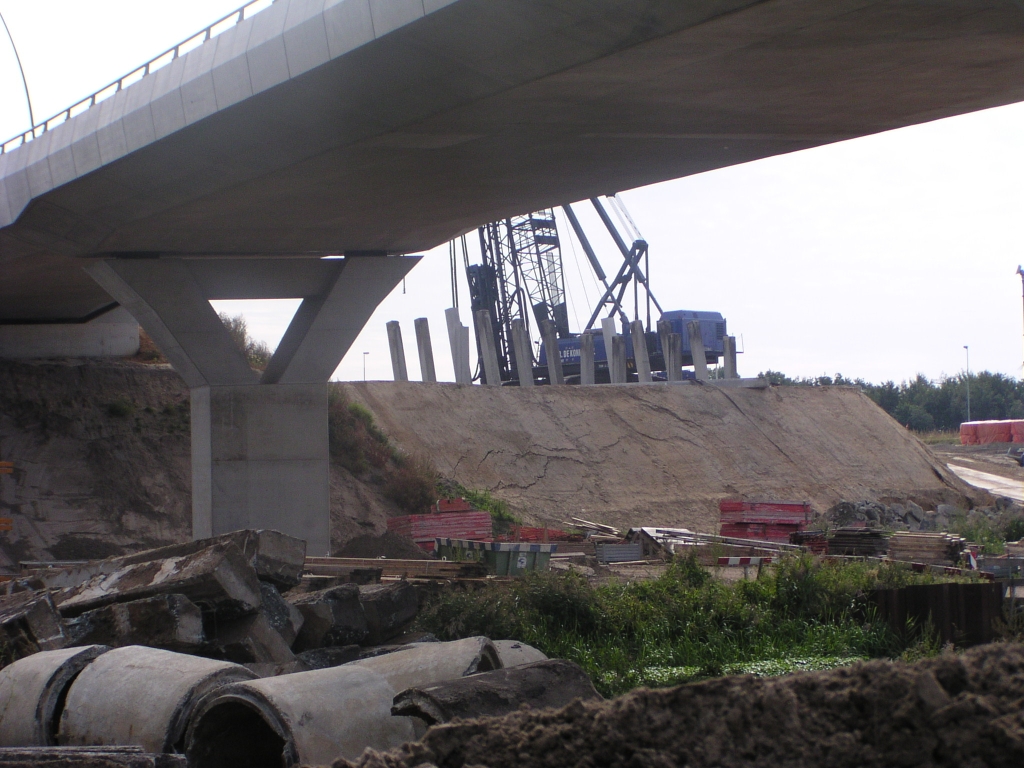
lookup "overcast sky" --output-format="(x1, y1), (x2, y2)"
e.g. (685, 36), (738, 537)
(3, 0), (1022, 385)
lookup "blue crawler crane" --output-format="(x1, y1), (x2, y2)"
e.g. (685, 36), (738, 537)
(462, 196), (730, 385)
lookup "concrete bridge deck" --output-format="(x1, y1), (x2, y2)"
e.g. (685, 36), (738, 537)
(4, 0), (1024, 321)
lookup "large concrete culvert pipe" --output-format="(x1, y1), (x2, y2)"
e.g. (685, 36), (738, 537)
(0, 645), (110, 746)
(58, 645), (256, 753)
(344, 636), (502, 692)
(186, 665), (413, 768)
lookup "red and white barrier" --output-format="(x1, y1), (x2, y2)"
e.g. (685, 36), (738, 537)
(717, 557), (772, 566)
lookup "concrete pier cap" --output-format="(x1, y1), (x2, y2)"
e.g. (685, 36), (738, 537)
(86, 254), (420, 555)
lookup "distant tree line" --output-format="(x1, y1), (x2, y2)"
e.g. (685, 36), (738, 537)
(759, 370), (1024, 432)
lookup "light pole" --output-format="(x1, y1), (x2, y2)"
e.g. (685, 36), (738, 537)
(964, 345), (971, 422)
(362, 352), (369, 381)
(0, 11), (35, 131)
(1017, 266), (1024, 378)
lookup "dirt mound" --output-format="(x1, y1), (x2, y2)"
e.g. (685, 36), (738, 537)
(340, 382), (972, 532)
(337, 642), (1024, 768)
(336, 531), (431, 559)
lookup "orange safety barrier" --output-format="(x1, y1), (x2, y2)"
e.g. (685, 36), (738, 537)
(959, 422), (979, 445)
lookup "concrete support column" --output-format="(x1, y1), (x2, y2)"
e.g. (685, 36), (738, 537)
(190, 383), (328, 546)
(414, 318), (436, 383)
(386, 321), (408, 382)
(0, 307), (140, 359)
(600, 318), (616, 369)
(724, 335), (738, 378)
(86, 255), (418, 554)
(610, 335), (627, 384)
(445, 308), (472, 385)
(473, 310), (501, 386)
(630, 320), (652, 383)
(510, 319), (533, 387)
(540, 319), (563, 385)
(687, 320), (709, 382)
(579, 333), (595, 386)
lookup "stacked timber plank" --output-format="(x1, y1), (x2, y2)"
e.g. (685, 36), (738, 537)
(790, 530), (828, 554)
(887, 532), (966, 566)
(719, 500), (812, 544)
(828, 527), (890, 557)
(304, 556), (487, 580)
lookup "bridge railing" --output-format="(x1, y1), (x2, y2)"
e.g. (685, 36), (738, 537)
(1, 0), (277, 156)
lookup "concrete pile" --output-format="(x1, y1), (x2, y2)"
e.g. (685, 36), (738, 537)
(0, 530), (424, 670)
(0, 530), (594, 767)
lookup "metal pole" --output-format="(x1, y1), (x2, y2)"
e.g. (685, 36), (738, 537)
(1017, 266), (1024, 379)
(363, 351), (368, 381)
(0, 10), (35, 131)
(964, 345), (971, 422)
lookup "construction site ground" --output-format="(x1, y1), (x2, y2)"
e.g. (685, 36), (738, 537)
(0, 359), (983, 565)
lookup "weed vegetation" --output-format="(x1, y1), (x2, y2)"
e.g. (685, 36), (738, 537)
(416, 554), (979, 696)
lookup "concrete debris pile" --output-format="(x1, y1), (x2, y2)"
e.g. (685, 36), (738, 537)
(0, 530), (599, 767)
(825, 498), (1024, 534)
(0, 530), (425, 669)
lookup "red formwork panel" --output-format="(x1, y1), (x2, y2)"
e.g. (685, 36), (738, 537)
(388, 511), (493, 551)
(1011, 421), (1024, 444)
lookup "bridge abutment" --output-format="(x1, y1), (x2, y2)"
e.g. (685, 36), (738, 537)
(86, 255), (418, 554)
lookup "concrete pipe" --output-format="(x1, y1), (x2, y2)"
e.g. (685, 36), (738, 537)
(346, 636), (502, 693)
(186, 665), (414, 768)
(0, 645), (109, 746)
(58, 645), (256, 754)
(492, 640), (548, 668)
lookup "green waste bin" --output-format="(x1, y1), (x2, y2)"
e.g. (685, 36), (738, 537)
(434, 538), (557, 576)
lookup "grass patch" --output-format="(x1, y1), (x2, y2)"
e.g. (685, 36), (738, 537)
(416, 554), (973, 697)
(437, 480), (523, 533)
(913, 430), (961, 445)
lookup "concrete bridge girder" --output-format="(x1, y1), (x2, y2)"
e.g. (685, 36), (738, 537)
(86, 255), (420, 553)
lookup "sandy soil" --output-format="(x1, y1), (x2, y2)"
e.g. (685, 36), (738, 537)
(342, 382), (974, 533)
(337, 642), (1024, 768)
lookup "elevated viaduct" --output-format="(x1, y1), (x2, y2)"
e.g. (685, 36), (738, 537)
(2, 0), (1024, 551)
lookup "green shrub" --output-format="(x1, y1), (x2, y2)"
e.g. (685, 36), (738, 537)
(416, 554), (965, 697)
(218, 313), (273, 370)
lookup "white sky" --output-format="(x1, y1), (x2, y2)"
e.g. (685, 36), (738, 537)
(3, 0), (1022, 385)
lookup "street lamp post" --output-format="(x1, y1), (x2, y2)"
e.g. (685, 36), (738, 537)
(363, 352), (369, 381)
(1017, 266), (1024, 378)
(964, 345), (971, 422)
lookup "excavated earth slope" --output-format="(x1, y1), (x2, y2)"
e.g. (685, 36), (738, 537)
(341, 381), (971, 532)
(337, 642), (1024, 768)
(0, 360), (404, 565)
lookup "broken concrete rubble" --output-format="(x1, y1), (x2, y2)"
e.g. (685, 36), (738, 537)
(290, 584), (368, 651)
(257, 582), (303, 646)
(204, 612), (296, 665)
(392, 659), (602, 726)
(0, 646), (109, 747)
(0, 592), (66, 658)
(54, 542), (262, 620)
(358, 581), (419, 646)
(63, 595), (203, 652)
(0, 747), (185, 768)
(295, 645), (362, 670)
